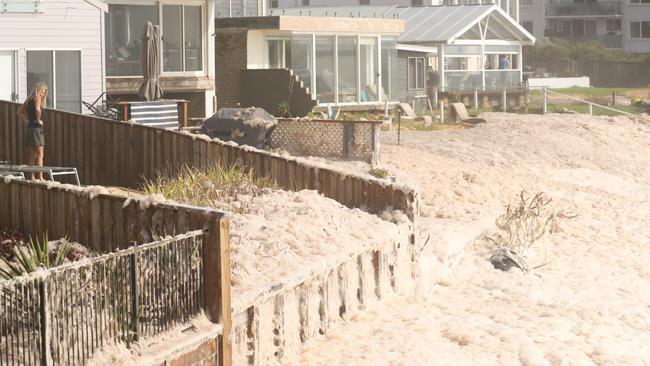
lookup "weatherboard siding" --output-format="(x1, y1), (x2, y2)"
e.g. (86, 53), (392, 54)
(0, 0), (105, 112)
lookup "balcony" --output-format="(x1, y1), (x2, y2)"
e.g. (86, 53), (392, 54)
(545, 31), (623, 48)
(546, 1), (622, 17)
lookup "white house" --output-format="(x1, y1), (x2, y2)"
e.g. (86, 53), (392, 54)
(0, 0), (108, 113)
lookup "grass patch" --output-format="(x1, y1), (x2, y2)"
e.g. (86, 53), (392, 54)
(368, 168), (390, 179)
(526, 102), (640, 116)
(142, 164), (276, 214)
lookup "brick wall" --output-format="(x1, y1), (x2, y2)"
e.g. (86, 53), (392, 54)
(215, 30), (248, 108)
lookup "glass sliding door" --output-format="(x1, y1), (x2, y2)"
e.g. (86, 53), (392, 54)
(184, 5), (203, 71)
(359, 37), (378, 102)
(26, 51), (54, 107)
(381, 37), (397, 101)
(0, 51), (17, 101)
(291, 36), (312, 92)
(163, 5), (183, 72)
(55, 51), (82, 113)
(27, 50), (82, 113)
(337, 36), (357, 103)
(315, 36), (335, 103)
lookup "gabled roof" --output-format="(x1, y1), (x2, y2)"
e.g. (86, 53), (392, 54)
(271, 4), (535, 45)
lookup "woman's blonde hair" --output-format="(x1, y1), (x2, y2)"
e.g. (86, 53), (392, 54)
(29, 83), (48, 107)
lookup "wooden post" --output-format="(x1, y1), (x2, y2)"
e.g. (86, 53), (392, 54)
(397, 110), (402, 146)
(130, 253), (139, 343)
(473, 88), (479, 110)
(120, 103), (129, 122)
(39, 281), (50, 366)
(588, 103), (593, 116)
(432, 87), (438, 107)
(439, 100), (444, 124)
(611, 92), (616, 107)
(177, 100), (189, 129)
(205, 215), (232, 366)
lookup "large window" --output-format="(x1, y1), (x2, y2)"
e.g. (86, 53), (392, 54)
(629, 0), (650, 3)
(630, 21), (650, 38)
(338, 37), (357, 103)
(26, 50), (81, 113)
(163, 4), (203, 72)
(315, 36), (335, 103)
(606, 19), (622, 33)
(408, 57), (425, 90)
(360, 37), (378, 102)
(106, 2), (203, 76)
(106, 3), (157, 76)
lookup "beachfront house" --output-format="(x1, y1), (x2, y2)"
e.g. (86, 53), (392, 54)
(0, 0), (108, 113)
(214, 15), (405, 113)
(104, 0), (220, 118)
(278, 5), (536, 106)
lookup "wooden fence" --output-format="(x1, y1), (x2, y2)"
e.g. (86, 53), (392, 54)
(0, 100), (419, 221)
(0, 179), (232, 366)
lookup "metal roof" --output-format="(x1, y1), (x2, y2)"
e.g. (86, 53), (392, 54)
(271, 4), (535, 45)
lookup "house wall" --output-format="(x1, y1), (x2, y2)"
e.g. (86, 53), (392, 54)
(623, 3), (650, 53)
(215, 30), (249, 107)
(247, 30), (267, 69)
(0, 0), (105, 112)
(394, 50), (430, 104)
(519, 0), (545, 41)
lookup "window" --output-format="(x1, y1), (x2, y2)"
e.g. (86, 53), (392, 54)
(302, 0), (310, 5)
(106, 2), (203, 76)
(522, 21), (533, 33)
(26, 50), (82, 113)
(521, 0), (533, 5)
(411, 0), (424, 5)
(338, 37), (358, 103)
(267, 39), (290, 68)
(315, 36), (335, 103)
(408, 57), (425, 90)
(163, 4), (203, 72)
(270, 0), (278, 8)
(359, 0), (370, 4)
(606, 19), (622, 33)
(629, 0), (650, 4)
(630, 21), (650, 38)
(0, 50), (18, 102)
(106, 3), (158, 76)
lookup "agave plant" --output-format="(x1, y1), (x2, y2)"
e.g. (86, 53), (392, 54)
(0, 234), (70, 280)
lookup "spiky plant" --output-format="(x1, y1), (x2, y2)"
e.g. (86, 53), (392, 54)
(0, 235), (70, 279)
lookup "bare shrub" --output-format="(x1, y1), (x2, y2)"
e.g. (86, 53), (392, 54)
(486, 191), (573, 274)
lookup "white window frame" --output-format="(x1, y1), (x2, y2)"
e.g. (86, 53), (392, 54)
(25, 48), (83, 113)
(407, 56), (425, 91)
(290, 32), (386, 106)
(629, 21), (650, 39)
(0, 48), (19, 102)
(159, 0), (206, 76)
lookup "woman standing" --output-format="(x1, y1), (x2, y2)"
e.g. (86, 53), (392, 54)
(17, 83), (48, 181)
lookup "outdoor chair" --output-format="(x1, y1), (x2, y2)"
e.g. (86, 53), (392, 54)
(450, 103), (486, 125)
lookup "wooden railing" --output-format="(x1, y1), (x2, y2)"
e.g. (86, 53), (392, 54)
(0, 179), (232, 366)
(0, 100), (419, 220)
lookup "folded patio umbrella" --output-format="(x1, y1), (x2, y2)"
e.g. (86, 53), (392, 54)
(138, 22), (163, 101)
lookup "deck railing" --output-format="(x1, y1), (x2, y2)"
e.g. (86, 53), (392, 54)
(0, 231), (205, 366)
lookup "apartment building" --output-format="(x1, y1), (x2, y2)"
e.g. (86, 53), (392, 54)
(269, 0), (520, 21)
(520, 0), (650, 53)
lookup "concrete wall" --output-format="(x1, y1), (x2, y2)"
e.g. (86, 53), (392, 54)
(246, 30), (267, 69)
(0, 0), (105, 112)
(623, 3), (650, 53)
(231, 222), (420, 366)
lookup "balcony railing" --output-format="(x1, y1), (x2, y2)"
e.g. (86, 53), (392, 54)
(546, 1), (622, 17)
(545, 32), (623, 48)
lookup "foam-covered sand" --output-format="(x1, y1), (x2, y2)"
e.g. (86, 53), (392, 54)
(228, 189), (400, 309)
(282, 113), (650, 365)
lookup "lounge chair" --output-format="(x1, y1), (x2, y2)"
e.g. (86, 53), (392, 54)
(450, 103), (486, 125)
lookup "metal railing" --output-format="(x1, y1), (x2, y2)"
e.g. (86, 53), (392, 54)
(539, 87), (649, 120)
(545, 1), (622, 16)
(0, 231), (205, 366)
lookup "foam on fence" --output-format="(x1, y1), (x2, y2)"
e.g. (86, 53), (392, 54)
(0, 100), (420, 222)
(0, 178), (232, 366)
